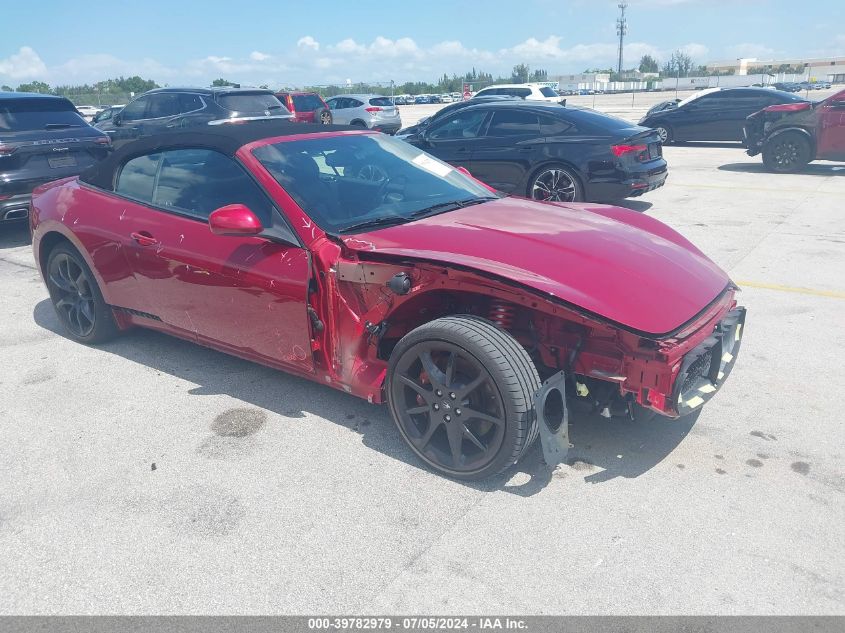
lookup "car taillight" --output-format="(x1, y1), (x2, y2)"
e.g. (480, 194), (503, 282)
(365, 107), (382, 114)
(611, 144), (648, 158)
(286, 96), (295, 113)
(0, 144), (17, 156)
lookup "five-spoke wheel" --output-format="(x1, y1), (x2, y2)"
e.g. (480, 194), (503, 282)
(387, 316), (540, 479)
(46, 243), (118, 344)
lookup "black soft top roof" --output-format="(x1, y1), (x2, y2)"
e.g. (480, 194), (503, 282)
(80, 120), (358, 190)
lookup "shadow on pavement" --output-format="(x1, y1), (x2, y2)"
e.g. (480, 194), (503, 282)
(613, 199), (653, 213)
(670, 141), (745, 149)
(718, 162), (845, 176)
(33, 298), (697, 496)
(0, 221), (31, 249)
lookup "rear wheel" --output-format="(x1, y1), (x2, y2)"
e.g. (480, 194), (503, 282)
(387, 316), (541, 480)
(529, 165), (583, 202)
(46, 243), (119, 344)
(655, 125), (672, 145)
(316, 107), (332, 125)
(762, 131), (812, 173)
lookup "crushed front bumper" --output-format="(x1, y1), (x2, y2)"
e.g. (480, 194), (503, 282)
(673, 307), (746, 416)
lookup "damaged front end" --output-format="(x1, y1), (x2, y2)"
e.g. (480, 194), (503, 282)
(745, 101), (813, 156)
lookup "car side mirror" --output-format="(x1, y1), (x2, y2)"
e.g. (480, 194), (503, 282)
(112, 113), (122, 126)
(209, 204), (263, 237)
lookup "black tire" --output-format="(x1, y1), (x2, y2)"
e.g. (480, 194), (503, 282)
(316, 107), (332, 125)
(387, 315), (541, 480)
(528, 164), (583, 202)
(655, 124), (672, 145)
(762, 131), (812, 173)
(45, 243), (119, 344)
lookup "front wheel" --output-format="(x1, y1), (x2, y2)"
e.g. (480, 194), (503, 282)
(46, 243), (119, 344)
(387, 316), (541, 480)
(762, 131), (812, 173)
(528, 165), (583, 203)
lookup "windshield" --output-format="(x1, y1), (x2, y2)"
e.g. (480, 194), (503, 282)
(0, 98), (86, 132)
(676, 89), (721, 108)
(217, 93), (289, 114)
(539, 87), (558, 97)
(253, 134), (499, 234)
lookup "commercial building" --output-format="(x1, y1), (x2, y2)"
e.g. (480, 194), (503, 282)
(705, 56), (845, 82)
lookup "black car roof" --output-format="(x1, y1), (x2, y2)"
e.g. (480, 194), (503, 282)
(142, 86), (276, 96)
(80, 120), (358, 190)
(0, 91), (71, 101)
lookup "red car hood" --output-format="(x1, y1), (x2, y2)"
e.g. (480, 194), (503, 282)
(343, 197), (731, 335)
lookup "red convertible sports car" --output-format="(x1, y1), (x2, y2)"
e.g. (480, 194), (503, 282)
(30, 122), (745, 479)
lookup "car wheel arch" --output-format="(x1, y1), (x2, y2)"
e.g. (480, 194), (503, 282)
(36, 230), (113, 305)
(350, 119), (368, 127)
(764, 126), (816, 157)
(524, 160), (585, 200)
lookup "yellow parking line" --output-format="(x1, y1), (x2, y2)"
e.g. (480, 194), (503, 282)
(736, 280), (845, 299)
(669, 183), (841, 195)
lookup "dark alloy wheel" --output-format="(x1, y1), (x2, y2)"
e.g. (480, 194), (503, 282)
(529, 166), (582, 202)
(317, 108), (332, 125)
(762, 131), (811, 173)
(655, 125), (672, 145)
(46, 243), (119, 344)
(387, 316), (540, 480)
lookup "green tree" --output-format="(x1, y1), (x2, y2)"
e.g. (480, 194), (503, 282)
(1, 85), (13, 92)
(639, 55), (659, 73)
(211, 78), (236, 87)
(511, 63), (530, 83)
(529, 68), (548, 82)
(661, 50), (695, 78)
(17, 80), (52, 94)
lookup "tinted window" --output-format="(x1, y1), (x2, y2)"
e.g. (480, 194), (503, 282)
(509, 88), (532, 98)
(369, 97), (393, 107)
(539, 87), (558, 97)
(152, 149), (274, 222)
(120, 96), (149, 122)
(180, 93), (204, 113)
(116, 153), (160, 202)
(0, 98), (86, 132)
(217, 93), (286, 114)
(476, 88), (497, 97)
(348, 99), (364, 108)
(539, 114), (573, 135)
(292, 94), (325, 111)
(566, 108), (638, 133)
(428, 109), (487, 140)
(486, 110), (539, 136)
(328, 98), (346, 109)
(253, 134), (496, 234)
(147, 93), (181, 118)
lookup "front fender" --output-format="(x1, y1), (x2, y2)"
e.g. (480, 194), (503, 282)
(764, 126), (816, 156)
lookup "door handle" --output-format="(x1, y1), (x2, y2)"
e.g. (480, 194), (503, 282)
(130, 231), (160, 247)
(517, 146), (533, 153)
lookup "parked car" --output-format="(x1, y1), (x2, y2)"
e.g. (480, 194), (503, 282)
(392, 95), (408, 106)
(324, 94), (401, 134)
(638, 87), (808, 144)
(474, 83), (563, 103)
(30, 121), (744, 479)
(414, 95), (430, 104)
(773, 82), (802, 93)
(745, 88), (845, 172)
(396, 95), (521, 139)
(450, 92), (461, 101)
(407, 101), (667, 202)
(429, 94), (442, 104)
(0, 92), (111, 223)
(275, 91), (332, 125)
(96, 86), (291, 148)
(440, 94), (454, 103)
(75, 105), (103, 121)
(91, 104), (124, 126)
(645, 98), (681, 116)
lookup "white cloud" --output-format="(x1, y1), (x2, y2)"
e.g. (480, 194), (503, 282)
(297, 36), (320, 52)
(250, 51), (271, 61)
(0, 46), (48, 80)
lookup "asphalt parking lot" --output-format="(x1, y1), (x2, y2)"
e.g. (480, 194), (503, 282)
(1, 98), (843, 614)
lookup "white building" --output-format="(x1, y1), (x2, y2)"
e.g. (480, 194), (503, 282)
(706, 56), (845, 82)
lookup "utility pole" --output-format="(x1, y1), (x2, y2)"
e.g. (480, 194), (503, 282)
(616, 2), (628, 75)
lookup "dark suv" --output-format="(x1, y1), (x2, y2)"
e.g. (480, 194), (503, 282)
(96, 87), (291, 148)
(0, 92), (111, 223)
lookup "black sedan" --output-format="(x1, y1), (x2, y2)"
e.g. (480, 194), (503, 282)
(639, 87), (808, 144)
(406, 101), (667, 202)
(396, 95), (519, 139)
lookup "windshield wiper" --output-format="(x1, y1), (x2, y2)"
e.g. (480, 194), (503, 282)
(408, 196), (498, 220)
(340, 215), (413, 234)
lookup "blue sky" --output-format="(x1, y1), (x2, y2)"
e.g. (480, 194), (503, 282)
(1, 0), (843, 88)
